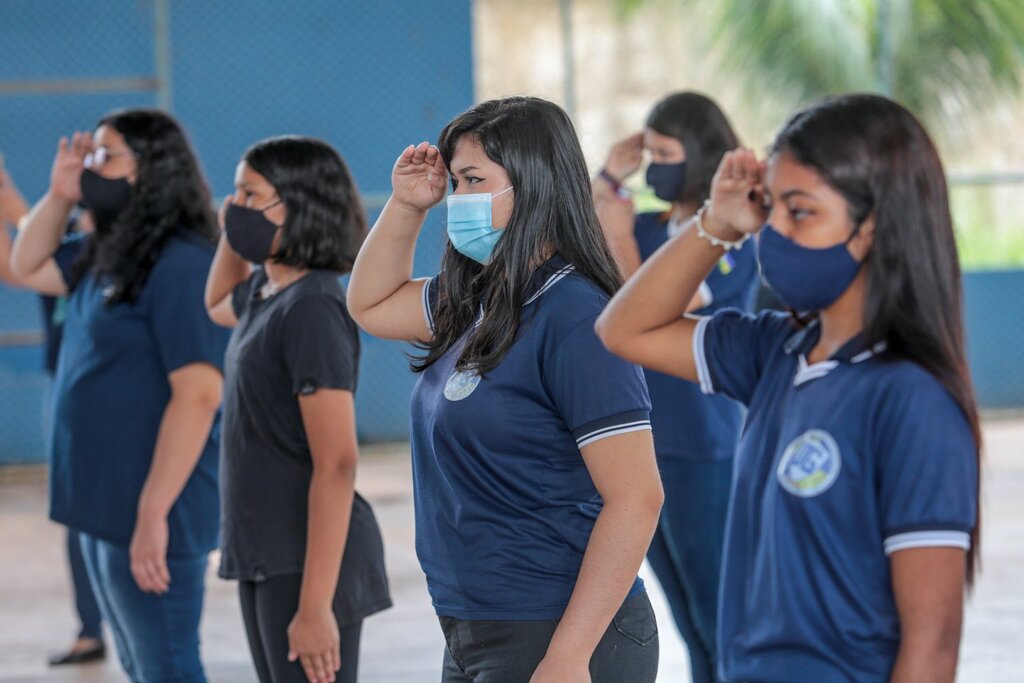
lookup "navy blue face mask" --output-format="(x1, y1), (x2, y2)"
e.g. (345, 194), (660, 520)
(757, 224), (863, 312)
(645, 161), (687, 202)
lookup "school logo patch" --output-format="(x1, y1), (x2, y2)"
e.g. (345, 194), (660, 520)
(776, 429), (842, 498)
(443, 369), (481, 401)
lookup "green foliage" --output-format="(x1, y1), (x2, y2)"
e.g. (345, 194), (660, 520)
(617, 0), (1024, 137)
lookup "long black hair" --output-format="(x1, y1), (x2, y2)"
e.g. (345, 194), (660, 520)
(72, 109), (216, 303)
(413, 96), (622, 375)
(243, 136), (366, 273)
(646, 91), (740, 208)
(772, 93), (982, 584)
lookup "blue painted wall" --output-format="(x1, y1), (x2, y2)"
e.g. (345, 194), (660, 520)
(0, 1), (470, 462)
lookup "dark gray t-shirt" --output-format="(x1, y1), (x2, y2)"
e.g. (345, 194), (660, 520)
(219, 269), (390, 623)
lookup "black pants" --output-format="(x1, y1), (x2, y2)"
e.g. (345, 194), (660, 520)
(439, 592), (659, 682)
(239, 574), (363, 683)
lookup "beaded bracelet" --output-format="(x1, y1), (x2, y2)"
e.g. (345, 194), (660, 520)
(694, 200), (750, 251)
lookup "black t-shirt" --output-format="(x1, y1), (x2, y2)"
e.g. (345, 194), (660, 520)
(219, 269), (391, 623)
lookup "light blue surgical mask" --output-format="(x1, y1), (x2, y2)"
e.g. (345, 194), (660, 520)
(446, 186), (513, 264)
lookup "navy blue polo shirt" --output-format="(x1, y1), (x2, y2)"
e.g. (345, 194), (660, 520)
(49, 231), (230, 557)
(410, 255), (652, 620)
(634, 212), (758, 460)
(693, 310), (978, 683)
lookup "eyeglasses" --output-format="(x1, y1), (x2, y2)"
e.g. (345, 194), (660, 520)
(84, 146), (133, 169)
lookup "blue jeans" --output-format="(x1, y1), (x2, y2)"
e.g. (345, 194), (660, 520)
(645, 456), (732, 683)
(79, 533), (209, 683)
(66, 528), (104, 639)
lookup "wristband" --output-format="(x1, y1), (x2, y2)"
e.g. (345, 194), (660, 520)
(694, 200), (750, 251)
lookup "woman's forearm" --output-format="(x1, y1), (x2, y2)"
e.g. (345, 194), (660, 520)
(10, 191), (73, 279)
(544, 495), (661, 665)
(597, 217), (721, 344)
(298, 464), (356, 612)
(347, 197), (426, 317)
(605, 229), (643, 280)
(204, 233), (250, 310)
(889, 632), (960, 683)
(137, 390), (220, 521)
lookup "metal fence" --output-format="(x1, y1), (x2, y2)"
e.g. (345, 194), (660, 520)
(2, 0), (1023, 464)
(0, 0), (472, 463)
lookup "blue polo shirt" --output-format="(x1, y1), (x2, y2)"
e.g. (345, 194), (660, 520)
(49, 231), (230, 557)
(410, 255), (652, 620)
(693, 310), (978, 683)
(634, 212), (757, 460)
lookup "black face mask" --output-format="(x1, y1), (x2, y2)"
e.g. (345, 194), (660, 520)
(80, 168), (132, 230)
(645, 161), (688, 203)
(224, 202), (281, 263)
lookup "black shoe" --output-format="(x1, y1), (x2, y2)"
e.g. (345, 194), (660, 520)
(48, 641), (106, 666)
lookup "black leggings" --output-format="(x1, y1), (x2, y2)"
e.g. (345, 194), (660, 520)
(239, 574), (363, 683)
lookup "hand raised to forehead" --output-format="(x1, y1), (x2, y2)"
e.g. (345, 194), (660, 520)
(707, 148), (768, 237)
(50, 131), (94, 203)
(391, 141), (448, 212)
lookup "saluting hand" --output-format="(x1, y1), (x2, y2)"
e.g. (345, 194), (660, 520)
(391, 141), (448, 212)
(50, 131), (92, 204)
(705, 148), (768, 238)
(603, 131), (644, 183)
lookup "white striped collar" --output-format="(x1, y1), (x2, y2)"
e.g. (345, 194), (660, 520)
(786, 318), (888, 386)
(523, 263), (576, 307)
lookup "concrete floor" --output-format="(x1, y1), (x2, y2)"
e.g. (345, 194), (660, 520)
(1, 419), (1022, 683)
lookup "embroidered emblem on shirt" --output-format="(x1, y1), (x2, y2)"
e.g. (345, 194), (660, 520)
(776, 429), (842, 498)
(443, 369), (481, 401)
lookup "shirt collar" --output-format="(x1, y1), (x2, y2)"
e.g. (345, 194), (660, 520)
(783, 319), (887, 386)
(522, 254), (575, 307)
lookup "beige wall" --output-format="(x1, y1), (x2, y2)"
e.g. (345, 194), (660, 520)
(472, 0), (1024, 175)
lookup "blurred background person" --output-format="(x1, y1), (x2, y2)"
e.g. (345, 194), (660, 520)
(593, 91), (757, 683)
(1, 154), (107, 667)
(10, 109), (230, 683)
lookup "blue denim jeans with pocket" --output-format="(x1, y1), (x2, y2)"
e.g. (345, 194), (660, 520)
(646, 455), (732, 683)
(439, 591), (658, 682)
(79, 533), (208, 683)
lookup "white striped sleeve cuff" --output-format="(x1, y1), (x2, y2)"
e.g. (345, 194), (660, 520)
(883, 530), (971, 556)
(697, 282), (713, 308)
(573, 410), (652, 449)
(692, 316), (715, 395)
(421, 277), (435, 335)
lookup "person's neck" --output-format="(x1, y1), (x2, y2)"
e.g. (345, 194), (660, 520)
(670, 202), (698, 223)
(262, 260), (308, 296)
(808, 273), (867, 364)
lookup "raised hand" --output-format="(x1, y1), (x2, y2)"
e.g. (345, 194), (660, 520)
(391, 141), (448, 212)
(603, 131), (644, 182)
(50, 131), (93, 204)
(0, 153), (29, 225)
(706, 148), (768, 237)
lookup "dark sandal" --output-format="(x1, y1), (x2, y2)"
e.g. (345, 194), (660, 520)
(48, 642), (106, 666)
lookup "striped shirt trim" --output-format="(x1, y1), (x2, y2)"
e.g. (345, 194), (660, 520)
(693, 316), (714, 394)
(883, 530), (971, 556)
(697, 282), (713, 308)
(421, 278), (435, 334)
(524, 265), (576, 306)
(576, 420), (652, 449)
(793, 356), (841, 386)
